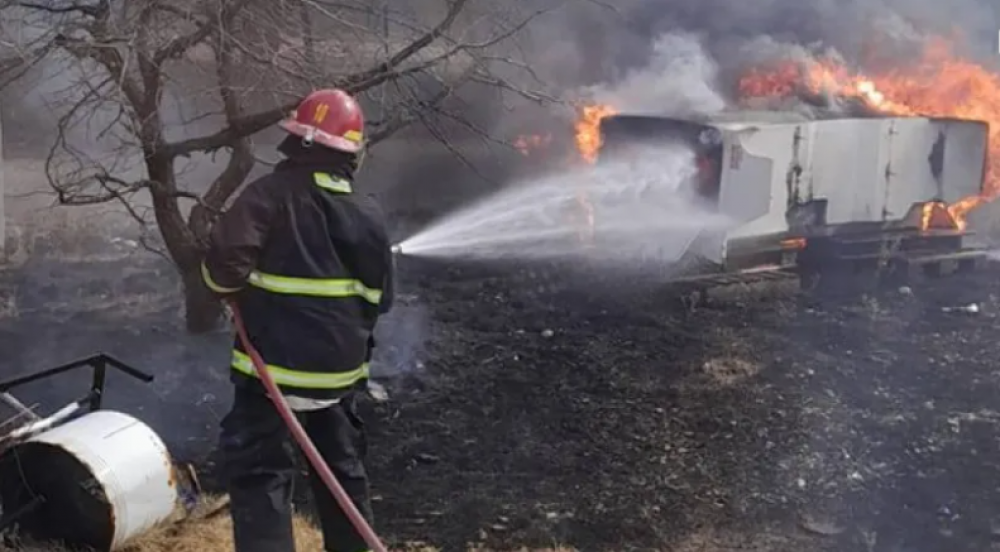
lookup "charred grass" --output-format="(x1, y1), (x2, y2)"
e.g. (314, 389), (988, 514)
(361, 258), (1000, 551)
(3, 255), (1000, 551)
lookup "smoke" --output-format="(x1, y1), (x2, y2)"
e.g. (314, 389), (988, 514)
(549, 0), (998, 114)
(2, 0), (999, 450)
(516, 0), (1000, 537)
(584, 33), (726, 117)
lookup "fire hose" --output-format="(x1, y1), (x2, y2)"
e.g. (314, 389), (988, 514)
(227, 300), (388, 552)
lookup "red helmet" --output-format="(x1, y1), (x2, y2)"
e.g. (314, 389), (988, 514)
(279, 89), (364, 153)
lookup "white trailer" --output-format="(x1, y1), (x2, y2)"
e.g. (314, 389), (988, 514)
(598, 112), (989, 289)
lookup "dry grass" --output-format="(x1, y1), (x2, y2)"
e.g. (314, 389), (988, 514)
(0, 495), (577, 552)
(0, 496), (325, 552)
(120, 500), (324, 552)
(2, 158), (148, 267)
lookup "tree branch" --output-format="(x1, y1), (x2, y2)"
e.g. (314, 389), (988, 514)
(151, 0), (255, 66)
(17, 0), (107, 18)
(339, 0), (469, 90)
(186, 3), (257, 246)
(367, 62), (477, 146)
(202, 46), (253, 209)
(135, 4), (162, 116)
(0, 41), (59, 90)
(163, 101), (295, 157)
(52, 28), (146, 128)
(163, 0), (472, 157)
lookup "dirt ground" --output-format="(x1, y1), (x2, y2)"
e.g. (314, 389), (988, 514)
(355, 255), (1000, 552)
(4, 236), (1000, 551)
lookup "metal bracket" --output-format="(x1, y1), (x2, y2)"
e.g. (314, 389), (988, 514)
(0, 354), (154, 412)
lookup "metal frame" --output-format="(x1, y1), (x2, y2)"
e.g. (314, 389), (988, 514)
(0, 353), (154, 412)
(0, 354), (155, 535)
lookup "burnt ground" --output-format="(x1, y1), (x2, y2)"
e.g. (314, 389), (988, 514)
(4, 247), (1000, 551)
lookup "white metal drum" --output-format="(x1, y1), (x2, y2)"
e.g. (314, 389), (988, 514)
(22, 410), (178, 549)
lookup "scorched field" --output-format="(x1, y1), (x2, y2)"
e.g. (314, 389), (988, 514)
(4, 246), (1000, 551)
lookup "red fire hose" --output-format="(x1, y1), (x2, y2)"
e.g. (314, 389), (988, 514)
(227, 300), (388, 552)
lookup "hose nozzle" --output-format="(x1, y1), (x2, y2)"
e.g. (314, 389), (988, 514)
(391, 244), (403, 255)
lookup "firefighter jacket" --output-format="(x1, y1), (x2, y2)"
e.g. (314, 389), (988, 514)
(201, 159), (394, 400)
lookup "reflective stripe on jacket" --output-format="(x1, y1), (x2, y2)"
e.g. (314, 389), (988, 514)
(201, 160), (394, 400)
(230, 350), (369, 389)
(246, 271), (382, 304)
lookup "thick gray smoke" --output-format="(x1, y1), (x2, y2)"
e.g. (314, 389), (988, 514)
(551, 0), (998, 116)
(584, 33), (727, 117)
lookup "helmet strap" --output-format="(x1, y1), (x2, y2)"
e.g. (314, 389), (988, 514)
(302, 127), (315, 147)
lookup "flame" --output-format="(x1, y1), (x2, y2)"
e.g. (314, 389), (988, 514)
(921, 202), (935, 229)
(564, 104), (617, 244)
(513, 133), (552, 156)
(738, 37), (1000, 230)
(574, 104), (617, 164)
(921, 200), (959, 231)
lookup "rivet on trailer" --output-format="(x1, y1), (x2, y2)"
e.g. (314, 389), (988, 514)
(0, 354), (202, 551)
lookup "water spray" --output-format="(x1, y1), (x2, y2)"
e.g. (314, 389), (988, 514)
(385, 147), (731, 263)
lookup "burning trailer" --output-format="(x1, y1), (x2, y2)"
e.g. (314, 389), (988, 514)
(0, 355), (202, 551)
(597, 111), (991, 292)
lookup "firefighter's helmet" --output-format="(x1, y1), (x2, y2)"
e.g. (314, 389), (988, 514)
(279, 89), (364, 153)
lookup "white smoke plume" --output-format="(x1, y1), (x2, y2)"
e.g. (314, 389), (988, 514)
(584, 32), (726, 117)
(549, 0), (998, 106)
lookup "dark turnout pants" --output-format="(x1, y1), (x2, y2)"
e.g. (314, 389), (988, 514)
(220, 380), (373, 552)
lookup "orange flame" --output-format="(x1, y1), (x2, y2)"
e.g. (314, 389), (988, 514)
(921, 200), (959, 231)
(574, 104), (618, 163)
(738, 37), (1000, 230)
(567, 104), (617, 243)
(921, 202), (935, 229)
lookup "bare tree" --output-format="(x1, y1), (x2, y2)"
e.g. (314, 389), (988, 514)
(0, 0), (558, 332)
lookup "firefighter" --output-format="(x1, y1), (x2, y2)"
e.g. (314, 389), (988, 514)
(200, 88), (394, 552)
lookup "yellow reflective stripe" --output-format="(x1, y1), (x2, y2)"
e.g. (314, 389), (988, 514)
(201, 262), (242, 293)
(313, 172), (352, 193)
(231, 350), (369, 389)
(247, 271), (382, 304)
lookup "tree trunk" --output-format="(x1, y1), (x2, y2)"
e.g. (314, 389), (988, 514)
(181, 262), (223, 334)
(142, 153), (221, 334)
